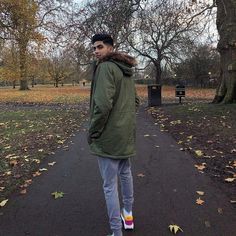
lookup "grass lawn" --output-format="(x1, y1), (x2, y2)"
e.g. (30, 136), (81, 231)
(0, 84), (234, 204)
(0, 85), (91, 200)
(0, 85), (90, 104)
(148, 103), (236, 202)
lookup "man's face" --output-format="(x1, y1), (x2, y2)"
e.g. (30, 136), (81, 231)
(93, 41), (113, 60)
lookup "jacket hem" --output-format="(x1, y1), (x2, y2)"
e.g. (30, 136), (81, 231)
(89, 150), (136, 159)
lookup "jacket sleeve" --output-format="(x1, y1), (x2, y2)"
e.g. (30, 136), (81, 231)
(88, 63), (116, 143)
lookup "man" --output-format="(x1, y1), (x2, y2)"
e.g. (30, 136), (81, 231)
(88, 33), (139, 236)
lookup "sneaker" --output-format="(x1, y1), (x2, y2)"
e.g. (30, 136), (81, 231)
(121, 209), (134, 230)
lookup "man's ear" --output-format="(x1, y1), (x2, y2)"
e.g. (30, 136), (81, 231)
(108, 45), (113, 52)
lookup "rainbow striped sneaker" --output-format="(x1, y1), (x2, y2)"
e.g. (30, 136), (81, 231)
(121, 209), (134, 230)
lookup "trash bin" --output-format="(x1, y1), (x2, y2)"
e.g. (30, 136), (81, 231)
(148, 84), (162, 106)
(175, 84), (185, 103)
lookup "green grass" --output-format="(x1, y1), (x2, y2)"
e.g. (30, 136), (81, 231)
(0, 106), (88, 200)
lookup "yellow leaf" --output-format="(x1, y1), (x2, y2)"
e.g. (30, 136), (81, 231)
(51, 191), (64, 199)
(168, 224), (183, 234)
(196, 198), (205, 205)
(33, 159), (40, 164)
(57, 140), (65, 144)
(0, 199), (8, 207)
(195, 150), (203, 157)
(196, 191), (205, 196)
(225, 178), (235, 183)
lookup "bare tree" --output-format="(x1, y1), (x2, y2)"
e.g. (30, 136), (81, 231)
(74, 0), (143, 49)
(127, 0), (213, 84)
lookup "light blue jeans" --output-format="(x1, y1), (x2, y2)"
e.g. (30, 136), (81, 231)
(97, 157), (134, 236)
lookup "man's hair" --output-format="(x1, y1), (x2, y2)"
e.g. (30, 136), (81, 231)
(91, 33), (114, 46)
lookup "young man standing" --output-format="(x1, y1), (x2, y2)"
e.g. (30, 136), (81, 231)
(88, 33), (139, 236)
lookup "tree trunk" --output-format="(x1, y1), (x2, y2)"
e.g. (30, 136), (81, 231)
(19, 42), (29, 90)
(213, 0), (236, 103)
(155, 61), (162, 84)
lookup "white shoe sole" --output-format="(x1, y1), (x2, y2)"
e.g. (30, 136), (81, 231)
(121, 214), (134, 230)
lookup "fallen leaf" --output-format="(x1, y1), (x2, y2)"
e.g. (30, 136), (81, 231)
(196, 191), (205, 196)
(168, 224), (183, 234)
(144, 134), (150, 137)
(25, 179), (32, 185)
(137, 173), (145, 178)
(33, 171), (41, 177)
(195, 164), (206, 171)
(0, 187), (5, 192)
(33, 159), (40, 164)
(9, 160), (18, 166)
(39, 168), (48, 172)
(0, 199), (8, 207)
(51, 191), (64, 199)
(217, 208), (223, 214)
(225, 178), (235, 183)
(230, 149), (236, 153)
(48, 162), (56, 166)
(195, 150), (204, 157)
(20, 189), (27, 195)
(196, 198), (205, 205)
(204, 221), (211, 228)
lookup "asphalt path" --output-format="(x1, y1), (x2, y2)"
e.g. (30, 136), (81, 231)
(0, 106), (235, 236)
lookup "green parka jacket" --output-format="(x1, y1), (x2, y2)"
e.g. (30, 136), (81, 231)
(88, 52), (139, 159)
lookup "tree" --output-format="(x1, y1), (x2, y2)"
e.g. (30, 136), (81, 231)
(127, 0), (210, 84)
(0, 0), (71, 90)
(213, 0), (236, 103)
(75, 0), (143, 49)
(47, 49), (74, 87)
(0, 0), (43, 90)
(0, 43), (20, 88)
(174, 44), (220, 87)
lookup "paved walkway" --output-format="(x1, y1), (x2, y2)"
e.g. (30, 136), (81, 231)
(0, 106), (235, 236)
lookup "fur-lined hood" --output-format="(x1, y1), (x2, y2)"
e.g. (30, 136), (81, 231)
(101, 52), (137, 67)
(100, 52), (137, 77)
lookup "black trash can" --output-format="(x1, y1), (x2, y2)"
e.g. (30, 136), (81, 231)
(148, 84), (162, 106)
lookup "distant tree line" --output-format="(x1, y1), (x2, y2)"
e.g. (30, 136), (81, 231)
(0, 0), (235, 103)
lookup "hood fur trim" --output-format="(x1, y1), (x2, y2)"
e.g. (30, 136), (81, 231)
(101, 52), (137, 67)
